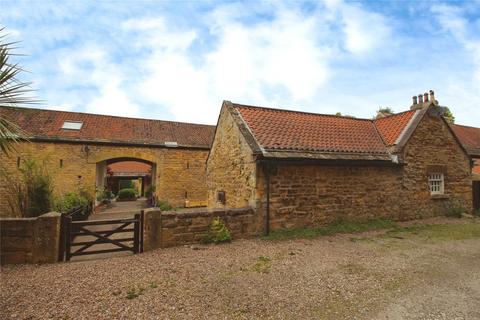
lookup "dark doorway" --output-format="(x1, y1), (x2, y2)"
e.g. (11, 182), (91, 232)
(473, 181), (480, 212)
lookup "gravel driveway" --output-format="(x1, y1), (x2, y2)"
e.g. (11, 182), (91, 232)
(1, 217), (479, 320)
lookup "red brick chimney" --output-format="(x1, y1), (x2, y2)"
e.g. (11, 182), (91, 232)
(429, 90), (436, 104)
(411, 90), (436, 110)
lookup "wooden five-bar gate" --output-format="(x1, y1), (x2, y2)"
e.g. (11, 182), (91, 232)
(59, 211), (144, 262)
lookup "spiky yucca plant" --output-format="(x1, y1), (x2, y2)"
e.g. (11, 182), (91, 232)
(0, 27), (33, 154)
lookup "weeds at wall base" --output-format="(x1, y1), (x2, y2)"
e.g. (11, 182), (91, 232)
(262, 216), (479, 241)
(262, 218), (397, 241)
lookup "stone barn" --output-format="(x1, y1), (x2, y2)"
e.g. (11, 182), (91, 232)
(451, 124), (480, 211)
(0, 106), (215, 217)
(207, 93), (474, 232)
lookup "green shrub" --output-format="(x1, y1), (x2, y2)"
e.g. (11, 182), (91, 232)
(1, 158), (54, 217)
(96, 190), (106, 202)
(444, 197), (465, 218)
(26, 173), (53, 217)
(156, 200), (173, 211)
(118, 188), (137, 200)
(96, 189), (114, 202)
(474, 208), (480, 217)
(55, 193), (89, 212)
(119, 180), (135, 190)
(145, 185), (155, 198)
(203, 217), (231, 244)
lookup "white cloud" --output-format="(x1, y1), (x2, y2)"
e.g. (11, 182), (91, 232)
(130, 0), (393, 123)
(432, 4), (480, 86)
(56, 45), (140, 117)
(122, 17), (197, 51)
(429, 4), (480, 124)
(132, 5), (333, 123)
(324, 0), (391, 54)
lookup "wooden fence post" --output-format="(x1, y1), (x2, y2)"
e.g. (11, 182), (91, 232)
(133, 213), (140, 254)
(65, 215), (72, 261)
(140, 210), (145, 253)
(58, 213), (66, 262)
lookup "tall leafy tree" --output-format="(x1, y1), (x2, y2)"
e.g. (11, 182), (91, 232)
(0, 27), (34, 154)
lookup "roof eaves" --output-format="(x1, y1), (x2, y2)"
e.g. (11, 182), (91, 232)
(29, 136), (211, 149)
(466, 148), (480, 157)
(261, 150), (393, 161)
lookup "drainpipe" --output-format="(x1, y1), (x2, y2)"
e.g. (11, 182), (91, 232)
(264, 162), (271, 236)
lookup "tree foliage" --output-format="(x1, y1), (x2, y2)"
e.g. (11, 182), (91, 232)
(335, 112), (355, 118)
(377, 107), (394, 114)
(442, 107), (455, 124)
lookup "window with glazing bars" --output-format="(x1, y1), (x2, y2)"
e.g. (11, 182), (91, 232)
(428, 173), (444, 194)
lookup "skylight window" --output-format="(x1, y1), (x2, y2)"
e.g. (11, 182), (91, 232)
(62, 121), (83, 130)
(165, 141), (178, 147)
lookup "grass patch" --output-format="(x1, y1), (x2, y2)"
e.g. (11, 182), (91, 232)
(384, 222), (480, 241)
(126, 287), (144, 300)
(156, 200), (174, 211)
(241, 255), (272, 274)
(125, 281), (160, 299)
(263, 218), (397, 241)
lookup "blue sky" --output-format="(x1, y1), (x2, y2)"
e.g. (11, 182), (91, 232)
(1, 0), (479, 126)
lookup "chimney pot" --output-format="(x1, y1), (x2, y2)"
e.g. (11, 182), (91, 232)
(418, 94), (423, 104)
(429, 90), (435, 103)
(412, 96), (418, 105)
(424, 92), (429, 102)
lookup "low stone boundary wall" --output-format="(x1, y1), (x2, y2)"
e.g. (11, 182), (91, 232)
(143, 207), (260, 250)
(0, 212), (61, 265)
(1, 208), (260, 264)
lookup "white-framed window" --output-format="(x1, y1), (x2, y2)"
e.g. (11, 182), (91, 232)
(428, 173), (444, 195)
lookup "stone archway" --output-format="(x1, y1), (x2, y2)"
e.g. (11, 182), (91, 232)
(95, 157), (157, 206)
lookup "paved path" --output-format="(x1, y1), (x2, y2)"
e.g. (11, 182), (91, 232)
(91, 197), (150, 219)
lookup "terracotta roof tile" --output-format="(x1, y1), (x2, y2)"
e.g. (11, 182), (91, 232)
(450, 124), (480, 155)
(0, 106), (215, 148)
(235, 104), (388, 154)
(374, 110), (416, 146)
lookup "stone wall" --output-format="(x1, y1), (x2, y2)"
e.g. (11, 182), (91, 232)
(206, 107), (258, 208)
(142, 207), (261, 250)
(258, 112), (473, 230)
(0, 212), (61, 265)
(0, 141), (209, 217)
(401, 110), (472, 213)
